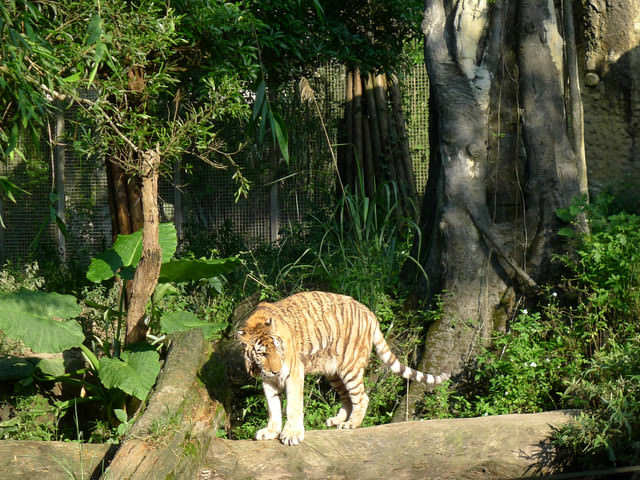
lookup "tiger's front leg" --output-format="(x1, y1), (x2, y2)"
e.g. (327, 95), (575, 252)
(280, 370), (305, 446)
(255, 379), (282, 441)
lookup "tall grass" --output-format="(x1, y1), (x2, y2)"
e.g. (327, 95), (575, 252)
(312, 175), (425, 312)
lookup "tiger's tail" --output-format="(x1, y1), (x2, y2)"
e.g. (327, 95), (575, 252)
(372, 322), (450, 385)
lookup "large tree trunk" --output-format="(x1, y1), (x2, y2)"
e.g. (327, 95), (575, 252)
(399, 0), (587, 417)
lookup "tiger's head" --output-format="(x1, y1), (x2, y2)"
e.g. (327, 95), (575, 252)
(236, 309), (284, 378)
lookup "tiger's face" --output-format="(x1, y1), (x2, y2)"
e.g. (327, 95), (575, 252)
(237, 310), (283, 378)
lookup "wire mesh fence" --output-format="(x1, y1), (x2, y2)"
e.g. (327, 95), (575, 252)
(0, 64), (429, 264)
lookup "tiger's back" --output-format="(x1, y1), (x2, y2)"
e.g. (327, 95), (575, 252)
(266, 291), (377, 374)
(237, 291), (449, 445)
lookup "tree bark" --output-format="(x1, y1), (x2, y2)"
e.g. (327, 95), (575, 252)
(126, 174), (144, 233)
(399, 0), (587, 418)
(107, 161), (132, 238)
(125, 148), (162, 345)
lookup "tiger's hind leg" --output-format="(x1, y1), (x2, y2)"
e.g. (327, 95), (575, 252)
(325, 374), (352, 427)
(335, 369), (369, 429)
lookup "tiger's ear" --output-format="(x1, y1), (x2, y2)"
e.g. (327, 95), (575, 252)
(236, 329), (246, 341)
(265, 317), (274, 328)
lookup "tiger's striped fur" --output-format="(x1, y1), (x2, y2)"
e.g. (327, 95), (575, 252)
(236, 291), (449, 446)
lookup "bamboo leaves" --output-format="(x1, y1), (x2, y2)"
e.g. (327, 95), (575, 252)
(249, 78), (290, 164)
(86, 13), (111, 87)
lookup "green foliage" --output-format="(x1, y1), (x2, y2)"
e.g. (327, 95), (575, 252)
(86, 223), (178, 282)
(0, 261), (45, 294)
(556, 338), (640, 467)
(0, 224), (240, 442)
(0, 290), (84, 353)
(98, 345), (161, 401)
(465, 305), (582, 416)
(245, 0), (423, 85)
(160, 310), (227, 339)
(419, 193), (640, 469)
(2, 0), (256, 216)
(0, 0), (65, 160)
(0, 394), (61, 441)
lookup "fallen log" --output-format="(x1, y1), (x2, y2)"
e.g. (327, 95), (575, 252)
(199, 410), (577, 480)
(0, 440), (113, 480)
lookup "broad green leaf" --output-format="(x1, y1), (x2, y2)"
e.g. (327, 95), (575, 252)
(0, 357), (34, 381)
(251, 79), (266, 121)
(270, 111), (289, 164)
(0, 291), (84, 353)
(86, 246), (124, 283)
(153, 283), (179, 303)
(99, 345), (160, 400)
(87, 223), (177, 282)
(158, 222), (179, 262)
(113, 408), (128, 423)
(558, 227), (575, 238)
(33, 356), (66, 377)
(160, 310), (227, 339)
(157, 257), (239, 283)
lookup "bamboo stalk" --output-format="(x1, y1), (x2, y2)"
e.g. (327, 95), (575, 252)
(362, 107), (375, 197)
(373, 73), (400, 188)
(363, 72), (383, 185)
(344, 68), (354, 189)
(389, 74), (419, 218)
(363, 72), (382, 161)
(373, 74), (390, 153)
(352, 67), (364, 189)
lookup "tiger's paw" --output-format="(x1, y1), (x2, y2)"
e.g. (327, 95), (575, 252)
(326, 413), (347, 427)
(280, 423), (305, 446)
(255, 427), (280, 441)
(335, 419), (361, 430)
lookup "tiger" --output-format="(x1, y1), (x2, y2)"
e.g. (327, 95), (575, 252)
(236, 291), (450, 446)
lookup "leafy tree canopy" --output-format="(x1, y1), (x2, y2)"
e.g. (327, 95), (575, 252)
(1, 0), (421, 175)
(245, 0), (423, 87)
